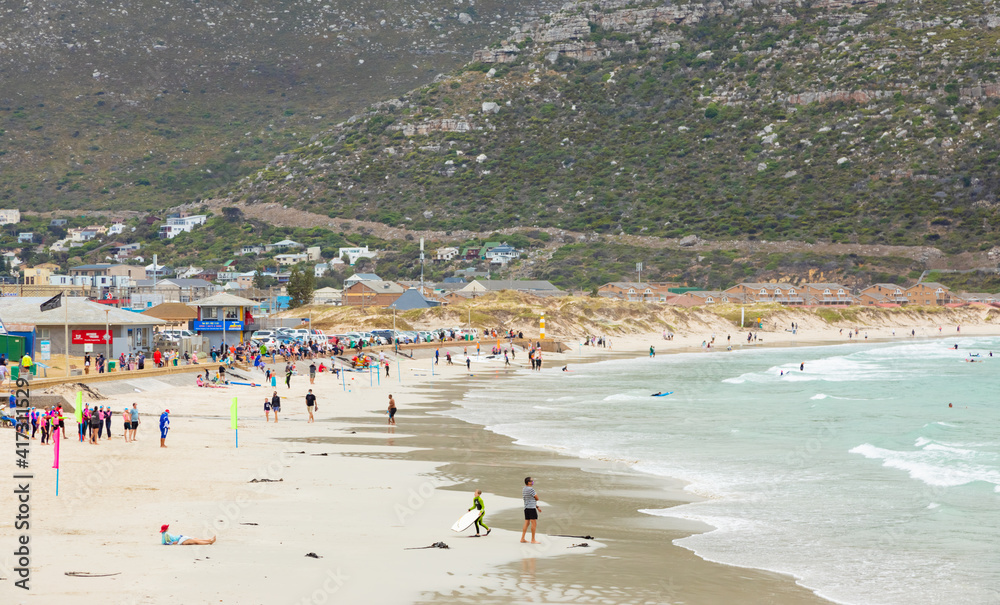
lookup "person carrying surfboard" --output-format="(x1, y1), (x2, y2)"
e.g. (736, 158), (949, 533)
(468, 490), (491, 536)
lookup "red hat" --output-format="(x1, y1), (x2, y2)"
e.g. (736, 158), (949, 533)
(165, 409), (170, 413)
(160, 524), (169, 533)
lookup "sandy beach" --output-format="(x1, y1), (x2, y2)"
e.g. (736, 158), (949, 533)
(5, 312), (1000, 604)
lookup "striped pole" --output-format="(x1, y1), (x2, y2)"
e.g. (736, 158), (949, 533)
(540, 313), (545, 341)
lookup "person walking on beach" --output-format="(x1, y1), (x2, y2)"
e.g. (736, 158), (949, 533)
(649, 345), (655, 358)
(264, 397), (272, 422)
(130, 403), (140, 441)
(387, 394), (397, 425)
(271, 391), (281, 423)
(305, 389), (317, 423)
(309, 361), (317, 385)
(285, 365), (293, 389)
(159, 409), (170, 448)
(469, 489), (491, 537)
(520, 477), (540, 544)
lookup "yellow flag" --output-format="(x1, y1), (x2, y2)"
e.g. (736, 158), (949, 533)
(75, 391), (83, 424)
(230, 396), (238, 430)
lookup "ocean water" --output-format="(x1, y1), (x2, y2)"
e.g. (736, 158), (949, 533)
(446, 338), (1000, 605)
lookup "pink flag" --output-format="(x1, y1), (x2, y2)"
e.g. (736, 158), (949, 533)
(53, 416), (60, 469)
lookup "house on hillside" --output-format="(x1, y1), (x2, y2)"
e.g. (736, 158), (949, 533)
(108, 221), (126, 235)
(158, 215), (207, 239)
(275, 253), (309, 266)
(0, 209), (21, 224)
(50, 219), (68, 227)
(484, 244), (521, 265)
(462, 247), (481, 261)
(133, 278), (216, 304)
(435, 247), (459, 262)
(265, 239), (303, 252)
(238, 245), (265, 256)
(337, 246), (376, 265)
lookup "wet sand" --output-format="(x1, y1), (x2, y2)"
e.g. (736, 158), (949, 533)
(315, 378), (832, 605)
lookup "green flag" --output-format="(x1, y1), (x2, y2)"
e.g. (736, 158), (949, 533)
(230, 396), (238, 430)
(75, 391), (83, 424)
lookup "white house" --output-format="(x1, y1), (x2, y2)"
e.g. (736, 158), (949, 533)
(344, 273), (381, 289)
(108, 221), (126, 235)
(265, 239), (303, 252)
(306, 246), (322, 262)
(239, 245), (265, 256)
(68, 227), (98, 242)
(275, 253), (309, 266)
(338, 246), (377, 265)
(158, 215), (207, 239)
(17, 232), (33, 244)
(435, 247), (459, 262)
(314, 263), (330, 277)
(484, 244), (521, 265)
(0, 209), (21, 224)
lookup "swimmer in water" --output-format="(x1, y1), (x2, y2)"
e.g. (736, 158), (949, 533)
(800, 362), (805, 371)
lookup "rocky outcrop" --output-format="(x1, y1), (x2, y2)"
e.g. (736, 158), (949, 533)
(472, 45), (520, 63)
(392, 119), (472, 136)
(960, 84), (1000, 99)
(786, 90), (894, 104)
(544, 42), (610, 63)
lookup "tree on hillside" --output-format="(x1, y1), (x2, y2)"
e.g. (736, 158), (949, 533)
(222, 207), (244, 223)
(287, 266), (315, 309)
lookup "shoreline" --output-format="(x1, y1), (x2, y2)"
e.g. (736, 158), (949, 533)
(9, 324), (1000, 603)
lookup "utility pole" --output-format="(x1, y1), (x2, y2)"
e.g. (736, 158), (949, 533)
(419, 238), (424, 295)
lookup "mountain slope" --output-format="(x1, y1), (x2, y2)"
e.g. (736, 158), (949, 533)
(0, 0), (558, 211)
(231, 0), (1000, 254)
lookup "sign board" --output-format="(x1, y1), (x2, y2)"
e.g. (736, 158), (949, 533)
(40, 340), (50, 360)
(192, 320), (243, 332)
(72, 330), (112, 344)
(84, 343), (94, 353)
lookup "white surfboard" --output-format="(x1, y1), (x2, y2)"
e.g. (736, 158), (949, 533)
(451, 509), (482, 533)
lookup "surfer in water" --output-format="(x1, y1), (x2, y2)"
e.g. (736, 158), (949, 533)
(469, 490), (491, 536)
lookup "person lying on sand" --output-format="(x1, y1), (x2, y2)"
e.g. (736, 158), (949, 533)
(160, 524), (216, 545)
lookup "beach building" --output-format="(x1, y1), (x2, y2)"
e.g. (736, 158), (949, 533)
(190, 293), (259, 347)
(70, 263), (146, 281)
(141, 302), (199, 331)
(21, 264), (60, 286)
(725, 283), (805, 305)
(598, 282), (657, 302)
(313, 287), (342, 305)
(0, 296), (164, 359)
(904, 282), (953, 306)
(801, 283), (854, 306)
(342, 280), (405, 307)
(857, 284), (908, 306)
(132, 278), (216, 305)
(344, 273), (382, 289)
(388, 288), (441, 311)
(459, 279), (565, 297)
(665, 291), (745, 307)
